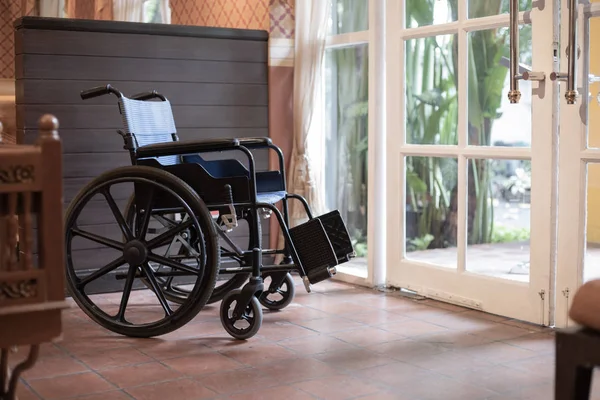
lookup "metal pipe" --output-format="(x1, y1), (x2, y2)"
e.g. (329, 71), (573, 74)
(508, 0), (521, 103)
(566, 0), (579, 104)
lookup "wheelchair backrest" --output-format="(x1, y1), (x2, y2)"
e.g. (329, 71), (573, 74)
(118, 96), (180, 166)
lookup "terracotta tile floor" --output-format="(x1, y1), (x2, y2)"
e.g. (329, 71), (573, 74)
(8, 278), (596, 400)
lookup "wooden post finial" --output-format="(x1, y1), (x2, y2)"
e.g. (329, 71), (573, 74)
(37, 114), (60, 140)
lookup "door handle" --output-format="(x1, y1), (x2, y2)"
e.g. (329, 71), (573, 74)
(508, 0), (546, 104)
(550, 0), (579, 104)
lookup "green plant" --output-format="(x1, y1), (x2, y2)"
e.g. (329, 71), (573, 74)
(407, 234), (435, 252)
(352, 240), (368, 258)
(491, 225), (530, 244)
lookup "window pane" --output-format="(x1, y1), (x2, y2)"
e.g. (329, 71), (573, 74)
(405, 34), (458, 145)
(405, 0), (456, 28)
(587, 17), (600, 148)
(468, 0), (532, 19)
(468, 25), (532, 147)
(405, 156), (458, 268)
(329, 0), (369, 35)
(144, 0), (163, 23)
(466, 159), (531, 282)
(586, 164), (600, 282)
(324, 44), (369, 275)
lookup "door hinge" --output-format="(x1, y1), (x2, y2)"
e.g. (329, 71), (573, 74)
(539, 289), (546, 300)
(563, 288), (570, 298)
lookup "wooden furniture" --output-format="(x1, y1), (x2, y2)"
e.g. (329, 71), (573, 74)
(14, 16), (270, 294)
(555, 327), (600, 400)
(0, 114), (66, 400)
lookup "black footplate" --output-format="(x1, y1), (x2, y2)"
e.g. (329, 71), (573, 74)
(289, 218), (338, 284)
(316, 210), (355, 264)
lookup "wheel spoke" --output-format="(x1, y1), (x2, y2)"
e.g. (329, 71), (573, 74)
(240, 314), (251, 322)
(72, 228), (125, 251)
(136, 187), (155, 240)
(153, 214), (177, 229)
(77, 256), (126, 289)
(141, 262), (173, 316)
(147, 253), (200, 276)
(116, 264), (138, 321)
(146, 220), (194, 250)
(102, 189), (133, 241)
(178, 236), (200, 257)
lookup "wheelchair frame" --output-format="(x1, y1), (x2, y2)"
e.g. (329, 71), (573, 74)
(64, 84), (355, 340)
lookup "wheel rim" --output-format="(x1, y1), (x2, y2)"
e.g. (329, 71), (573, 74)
(223, 294), (257, 334)
(66, 176), (208, 331)
(260, 273), (292, 308)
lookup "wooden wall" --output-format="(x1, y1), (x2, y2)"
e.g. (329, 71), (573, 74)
(15, 16), (270, 293)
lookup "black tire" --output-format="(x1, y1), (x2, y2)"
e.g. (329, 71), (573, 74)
(65, 166), (220, 338)
(259, 272), (295, 311)
(219, 289), (263, 340)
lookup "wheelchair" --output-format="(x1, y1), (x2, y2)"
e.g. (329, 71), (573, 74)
(64, 84), (355, 340)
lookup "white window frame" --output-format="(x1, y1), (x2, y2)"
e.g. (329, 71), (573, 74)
(322, 0), (387, 288)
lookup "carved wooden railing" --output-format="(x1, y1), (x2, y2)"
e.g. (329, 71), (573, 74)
(0, 115), (67, 400)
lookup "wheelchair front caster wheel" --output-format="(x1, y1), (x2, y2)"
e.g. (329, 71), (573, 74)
(259, 272), (295, 311)
(220, 289), (263, 340)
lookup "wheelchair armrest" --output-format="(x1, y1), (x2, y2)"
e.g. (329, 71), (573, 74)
(237, 137), (286, 178)
(137, 138), (240, 158)
(237, 137), (273, 148)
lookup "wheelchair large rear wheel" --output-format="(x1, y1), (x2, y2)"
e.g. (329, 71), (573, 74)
(65, 166), (220, 338)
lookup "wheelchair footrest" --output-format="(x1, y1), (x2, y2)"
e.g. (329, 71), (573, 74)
(289, 218), (338, 285)
(316, 210), (355, 264)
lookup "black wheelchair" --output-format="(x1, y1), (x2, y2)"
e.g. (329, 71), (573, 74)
(64, 84), (355, 340)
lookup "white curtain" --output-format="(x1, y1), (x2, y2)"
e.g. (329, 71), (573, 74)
(113, 0), (146, 21)
(276, 0), (331, 260)
(287, 0), (330, 224)
(112, 0), (170, 23)
(39, 0), (63, 17)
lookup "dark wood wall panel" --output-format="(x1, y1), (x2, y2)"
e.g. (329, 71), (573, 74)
(16, 81), (268, 106)
(16, 29), (268, 62)
(17, 105), (268, 130)
(16, 55), (267, 84)
(15, 17), (271, 293)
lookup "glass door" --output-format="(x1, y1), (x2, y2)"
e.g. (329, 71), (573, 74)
(386, 0), (556, 325)
(555, 0), (600, 328)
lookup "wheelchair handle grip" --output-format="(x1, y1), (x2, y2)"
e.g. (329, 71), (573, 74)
(130, 90), (167, 101)
(80, 84), (122, 100)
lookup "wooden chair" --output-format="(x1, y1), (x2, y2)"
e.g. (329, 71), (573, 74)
(0, 115), (67, 400)
(555, 327), (600, 400)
